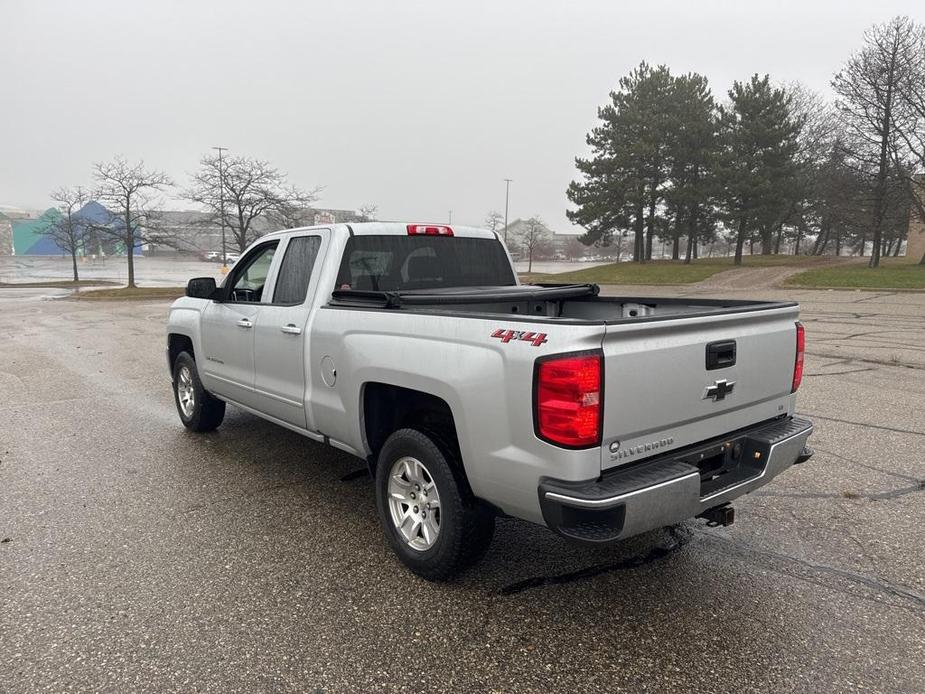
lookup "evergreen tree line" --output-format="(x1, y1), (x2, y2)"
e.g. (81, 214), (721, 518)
(567, 17), (925, 267)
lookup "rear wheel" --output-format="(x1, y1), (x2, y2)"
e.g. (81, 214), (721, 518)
(375, 428), (494, 581)
(172, 351), (225, 432)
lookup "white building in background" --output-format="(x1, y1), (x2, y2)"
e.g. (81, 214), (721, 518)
(0, 215), (11, 255)
(0, 205), (41, 256)
(0, 205), (39, 218)
(908, 184), (925, 262)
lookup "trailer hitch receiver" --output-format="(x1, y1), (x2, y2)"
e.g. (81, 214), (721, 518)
(698, 504), (735, 528)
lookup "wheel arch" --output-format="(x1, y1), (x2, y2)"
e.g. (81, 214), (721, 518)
(361, 382), (468, 486)
(167, 332), (195, 368)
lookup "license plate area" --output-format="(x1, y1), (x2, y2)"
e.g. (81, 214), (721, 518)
(675, 434), (764, 497)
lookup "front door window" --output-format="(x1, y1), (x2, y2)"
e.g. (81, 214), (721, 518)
(229, 243), (277, 302)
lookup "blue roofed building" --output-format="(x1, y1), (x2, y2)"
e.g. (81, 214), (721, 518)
(7, 201), (130, 256)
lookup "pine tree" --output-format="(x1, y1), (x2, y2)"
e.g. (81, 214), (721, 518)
(717, 75), (802, 265)
(663, 73), (720, 263)
(567, 63), (674, 261)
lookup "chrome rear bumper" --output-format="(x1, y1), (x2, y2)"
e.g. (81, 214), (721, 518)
(538, 416), (814, 543)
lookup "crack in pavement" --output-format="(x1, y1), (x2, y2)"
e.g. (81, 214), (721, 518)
(804, 368), (878, 378)
(817, 340), (925, 354)
(497, 526), (692, 596)
(803, 352), (923, 370)
(698, 532), (925, 615)
(797, 412), (925, 437)
(866, 480), (925, 500)
(805, 314), (925, 326)
(496, 524), (925, 617)
(813, 357), (853, 368)
(841, 329), (920, 340)
(754, 480), (925, 502)
(852, 292), (897, 303)
(810, 334), (922, 350)
(811, 445), (923, 484)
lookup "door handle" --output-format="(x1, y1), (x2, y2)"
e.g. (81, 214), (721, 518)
(706, 340), (736, 370)
(236, 318), (253, 329)
(280, 324), (302, 335)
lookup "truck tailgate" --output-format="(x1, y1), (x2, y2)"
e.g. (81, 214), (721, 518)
(600, 305), (800, 471)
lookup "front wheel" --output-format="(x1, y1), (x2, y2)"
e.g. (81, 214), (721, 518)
(172, 351), (225, 432)
(375, 428), (494, 581)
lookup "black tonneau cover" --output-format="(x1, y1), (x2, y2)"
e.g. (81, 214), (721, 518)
(329, 283), (600, 308)
(325, 282), (796, 326)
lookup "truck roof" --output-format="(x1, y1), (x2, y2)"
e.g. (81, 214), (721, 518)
(263, 222), (499, 240)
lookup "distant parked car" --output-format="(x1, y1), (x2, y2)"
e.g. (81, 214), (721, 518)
(225, 253), (240, 265)
(200, 251), (221, 262)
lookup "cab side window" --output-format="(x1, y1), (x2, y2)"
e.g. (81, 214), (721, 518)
(228, 242), (278, 303)
(273, 236), (322, 304)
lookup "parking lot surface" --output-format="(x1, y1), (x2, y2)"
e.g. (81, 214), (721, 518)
(1, 276), (923, 693)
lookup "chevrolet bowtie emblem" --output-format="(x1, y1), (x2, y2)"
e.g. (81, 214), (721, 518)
(703, 379), (735, 402)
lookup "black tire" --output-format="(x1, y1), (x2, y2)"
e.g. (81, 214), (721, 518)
(172, 351), (225, 432)
(375, 428), (495, 581)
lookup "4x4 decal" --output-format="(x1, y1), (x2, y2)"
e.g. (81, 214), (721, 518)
(490, 329), (548, 347)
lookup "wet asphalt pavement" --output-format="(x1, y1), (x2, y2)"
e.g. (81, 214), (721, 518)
(0, 280), (923, 693)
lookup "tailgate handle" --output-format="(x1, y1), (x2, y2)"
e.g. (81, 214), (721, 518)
(706, 340), (736, 370)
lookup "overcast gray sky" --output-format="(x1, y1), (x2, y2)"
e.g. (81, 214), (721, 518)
(2, 0), (922, 232)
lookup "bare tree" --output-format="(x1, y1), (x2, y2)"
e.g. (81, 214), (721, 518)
(185, 153), (321, 252)
(562, 234), (589, 260)
(484, 211), (504, 235)
(517, 216), (551, 273)
(808, 141), (871, 256)
(91, 157), (173, 288)
(267, 194), (319, 231)
(789, 83), (841, 161)
(784, 84), (841, 256)
(47, 186), (90, 281)
(357, 204), (378, 222)
(833, 17), (924, 267)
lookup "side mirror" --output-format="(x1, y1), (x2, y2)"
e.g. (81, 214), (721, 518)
(186, 277), (220, 300)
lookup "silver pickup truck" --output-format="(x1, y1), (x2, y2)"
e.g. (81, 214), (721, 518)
(167, 222), (813, 580)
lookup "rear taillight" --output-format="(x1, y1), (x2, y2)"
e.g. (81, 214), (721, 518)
(407, 224), (454, 236)
(792, 322), (805, 393)
(535, 352), (602, 448)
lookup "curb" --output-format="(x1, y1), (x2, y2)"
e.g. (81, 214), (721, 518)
(781, 284), (925, 293)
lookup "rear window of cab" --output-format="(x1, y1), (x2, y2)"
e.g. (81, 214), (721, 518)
(336, 235), (515, 291)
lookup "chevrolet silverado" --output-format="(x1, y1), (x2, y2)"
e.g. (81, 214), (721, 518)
(166, 222), (814, 580)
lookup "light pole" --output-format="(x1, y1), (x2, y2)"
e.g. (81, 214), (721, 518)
(503, 178), (512, 244)
(212, 146), (228, 272)
(448, 210), (453, 224)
